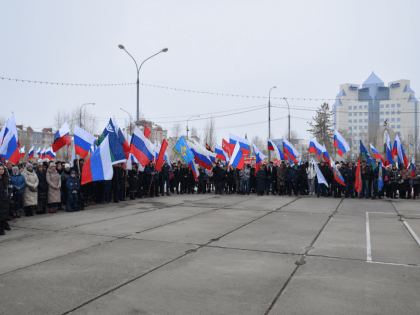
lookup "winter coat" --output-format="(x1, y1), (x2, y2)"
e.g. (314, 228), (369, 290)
(240, 168), (250, 181)
(66, 176), (80, 193)
(413, 169), (420, 185)
(299, 166), (308, 181)
(256, 170), (266, 191)
(22, 167), (39, 207)
(343, 166), (356, 183)
(266, 166), (277, 181)
(161, 165), (171, 180)
(198, 169), (207, 181)
(361, 165), (371, 181)
(287, 167), (299, 182)
(46, 165), (61, 204)
(307, 166), (316, 179)
(128, 170), (140, 192)
(0, 177), (11, 220)
(10, 173), (26, 195)
(213, 166), (222, 181)
(36, 170), (48, 199)
(277, 167), (287, 183)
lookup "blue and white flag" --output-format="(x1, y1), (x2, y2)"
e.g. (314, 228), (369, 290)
(311, 157), (328, 186)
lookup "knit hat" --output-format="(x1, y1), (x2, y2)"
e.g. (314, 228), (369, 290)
(49, 161), (56, 167)
(70, 170), (76, 174)
(64, 163), (71, 169)
(26, 162), (33, 169)
(12, 166), (19, 172)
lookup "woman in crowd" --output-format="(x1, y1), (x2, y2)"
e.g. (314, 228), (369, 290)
(46, 162), (61, 213)
(22, 162), (39, 216)
(307, 163), (316, 195)
(10, 166), (26, 218)
(0, 164), (12, 235)
(256, 164), (266, 196)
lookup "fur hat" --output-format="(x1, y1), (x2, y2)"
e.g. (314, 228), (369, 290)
(64, 163), (71, 169)
(26, 162), (33, 169)
(12, 166), (19, 172)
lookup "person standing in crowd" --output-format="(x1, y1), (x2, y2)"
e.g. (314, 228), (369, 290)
(235, 166), (242, 194)
(145, 162), (156, 197)
(10, 166), (26, 218)
(277, 162), (287, 196)
(413, 164), (420, 199)
(36, 164), (48, 214)
(66, 170), (80, 212)
(399, 165), (410, 199)
(359, 159), (371, 199)
(172, 165), (180, 194)
(161, 160), (171, 196)
(0, 164), (12, 235)
(299, 163), (308, 195)
(343, 162), (355, 198)
(256, 164), (266, 196)
(307, 162), (316, 195)
(331, 163), (342, 198)
(287, 164), (299, 197)
(46, 162), (61, 213)
(22, 162), (39, 216)
(212, 162), (222, 194)
(56, 162), (64, 210)
(226, 165), (235, 194)
(197, 165), (207, 194)
(180, 164), (188, 194)
(61, 164), (71, 207)
(240, 165), (250, 195)
(388, 164), (400, 199)
(128, 163), (140, 200)
(266, 161), (277, 195)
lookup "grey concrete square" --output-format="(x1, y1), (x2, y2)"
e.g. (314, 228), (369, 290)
(0, 239), (195, 315)
(277, 197), (341, 214)
(226, 196), (297, 211)
(215, 212), (329, 254)
(337, 199), (396, 216)
(391, 200), (420, 218)
(0, 231), (115, 274)
(0, 226), (45, 243)
(270, 256), (420, 315)
(184, 195), (254, 208)
(128, 209), (268, 244)
(70, 247), (298, 315)
(67, 206), (215, 237)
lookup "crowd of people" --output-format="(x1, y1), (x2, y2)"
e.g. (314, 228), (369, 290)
(0, 157), (419, 235)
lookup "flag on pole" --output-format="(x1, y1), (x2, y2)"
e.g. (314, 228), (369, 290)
(52, 122), (71, 152)
(229, 133), (250, 154)
(222, 139), (233, 157)
(36, 147), (41, 158)
(268, 138), (285, 162)
(74, 125), (96, 159)
(334, 129), (351, 156)
(309, 137), (323, 160)
(253, 143), (266, 175)
(81, 135), (113, 185)
(378, 160), (384, 192)
(354, 158), (362, 193)
(173, 136), (194, 165)
(70, 145), (76, 167)
(112, 118), (130, 159)
(392, 134), (401, 157)
(230, 142), (244, 169)
(283, 138), (299, 163)
(312, 157), (328, 186)
(130, 126), (154, 167)
(187, 140), (213, 170)
(215, 143), (229, 163)
(155, 139), (169, 172)
(28, 146), (34, 159)
(20, 146), (25, 160)
(0, 113), (20, 164)
(331, 158), (346, 186)
(322, 145), (331, 167)
(144, 126), (151, 139)
(397, 141), (409, 169)
(188, 160), (199, 181)
(370, 143), (385, 164)
(386, 134), (393, 165)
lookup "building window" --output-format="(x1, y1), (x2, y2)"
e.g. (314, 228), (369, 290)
(354, 133), (357, 136)
(364, 113), (368, 116)
(386, 111), (389, 115)
(380, 111), (384, 115)
(359, 126), (362, 129)
(364, 126), (368, 129)
(397, 111), (401, 114)
(348, 120), (352, 123)
(359, 105), (362, 109)
(349, 113), (352, 116)
(359, 112), (363, 116)
(359, 119), (362, 123)
(364, 133), (367, 136)
(359, 133), (362, 136)
(380, 104), (384, 108)
(397, 118), (401, 122)
(354, 119), (357, 123)
(353, 126), (357, 129)
(397, 104), (401, 107)
(391, 104), (395, 107)
(348, 133), (352, 137)
(354, 140), (357, 144)
(386, 104), (389, 108)
(380, 118), (384, 122)
(397, 125), (401, 129)
(391, 125), (395, 128)
(391, 111), (395, 115)
(397, 132), (401, 136)
(364, 105), (368, 109)
(364, 119), (368, 122)
(349, 106), (352, 110)
(391, 118), (395, 122)
(348, 127), (352, 130)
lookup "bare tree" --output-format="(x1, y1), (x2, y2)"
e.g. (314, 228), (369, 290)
(283, 129), (300, 145)
(251, 135), (267, 156)
(203, 118), (217, 149)
(0, 116), (6, 127)
(307, 102), (334, 154)
(171, 122), (182, 138)
(190, 126), (198, 138)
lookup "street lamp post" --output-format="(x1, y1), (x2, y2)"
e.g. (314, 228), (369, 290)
(120, 108), (132, 137)
(118, 45), (168, 127)
(187, 115), (200, 140)
(80, 103), (95, 127)
(284, 98), (291, 142)
(268, 86), (276, 162)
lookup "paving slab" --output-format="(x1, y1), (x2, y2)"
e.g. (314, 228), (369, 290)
(0, 226), (46, 243)
(0, 239), (195, 315)
(226, 196), (297, 211)
(215, 212), (328, 254)
(404, 218), (420, 244)
(128, 209), (268, 244)
(270, 256), (420, 315)
(391, 200), (420, 218)
(67, 206), (216, 237)
(183, 195), (254, 208)
(0, 231), (115, 275)
(337, 199), (396, 216)
(11, 206), (156, 231)
(277, 197), (341, 214)
(311, 214), (367, 260)
(70, 247), (297, 315)
(369, 215), (420, 265)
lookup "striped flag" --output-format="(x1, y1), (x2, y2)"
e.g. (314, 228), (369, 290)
(81, 135), (113, 185)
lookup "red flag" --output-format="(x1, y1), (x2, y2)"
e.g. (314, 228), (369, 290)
(354, 158), (362, 194)
(206, 143), (213, 152)
(144, 126), (151, 139)
(222, 139), (233, 157)
(155, 139), (168, 172)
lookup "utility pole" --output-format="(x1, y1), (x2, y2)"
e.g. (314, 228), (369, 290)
(268, 86), (276, 161)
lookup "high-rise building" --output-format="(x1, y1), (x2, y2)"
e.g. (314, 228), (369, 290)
(333, 72), (419, 152)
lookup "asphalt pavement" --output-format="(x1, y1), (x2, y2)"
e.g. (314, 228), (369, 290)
(1, 193), (419, 315)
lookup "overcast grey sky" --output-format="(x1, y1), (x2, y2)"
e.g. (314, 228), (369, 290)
(1, 0), (419, 143)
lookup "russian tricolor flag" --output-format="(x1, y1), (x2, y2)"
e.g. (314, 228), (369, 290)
(268, 138), (285, 162)
(81, 135), (113, 185)
(20, 146), (25, 160)
(28, 146), (34, 159)
(309, 137), (323, 160)
(283, 138), (299, 163)
(46, 147), (55, 160)
(392, 134), (401, 157)
(334, 129), (350, 157)
(398, 141), (408, 169)
(112, 118), (131, 159)
(230, 133), (250, 154)
(369, 143), (385, 164)
(188, 160), (199, 181)
(0, 113), (20, 164)
(267, 139), (274, 151)
(386, 134), (394, 165)
(36, 147), (41, 158)
(323, 147), (331, 167)
(130, 126), (154, 167)
(187, 140), (213, 170)
(253, 143), (266, 175)
(230, 142), (244, 169)
(74, 125), (96, 159)
(215, 143), (229, 163)
(52, 122), (71, 152)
